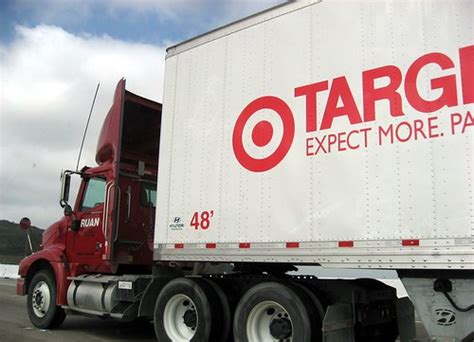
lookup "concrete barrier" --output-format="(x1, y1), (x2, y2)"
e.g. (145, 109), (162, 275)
(0, 264), (19, 279)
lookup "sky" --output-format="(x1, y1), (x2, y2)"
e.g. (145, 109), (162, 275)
(0, 0), (285, 229)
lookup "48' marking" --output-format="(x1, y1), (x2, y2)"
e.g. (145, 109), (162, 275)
(190, 210), (214, 230)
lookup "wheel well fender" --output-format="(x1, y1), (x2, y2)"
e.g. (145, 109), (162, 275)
(138, 277), (173, 319)
(25, 259), (54, 291)
(138, 263), (184, 318)
(22, 251), (70, 306)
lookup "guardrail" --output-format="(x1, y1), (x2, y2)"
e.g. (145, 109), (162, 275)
(0, 264), (19, 279)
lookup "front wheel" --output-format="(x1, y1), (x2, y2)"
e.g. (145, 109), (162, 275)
(27, 270), (66, 329)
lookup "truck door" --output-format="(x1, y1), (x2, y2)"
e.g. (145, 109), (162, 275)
(66, 176), (107, 265)
(114, 176), (156, 264)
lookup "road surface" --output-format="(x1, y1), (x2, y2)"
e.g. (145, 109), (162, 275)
(0, 277), (429, 341)
(0, 279), (156, 342)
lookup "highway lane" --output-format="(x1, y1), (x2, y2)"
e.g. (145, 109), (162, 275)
(0, 279), (156, 342)
(0, 277), (429, 341)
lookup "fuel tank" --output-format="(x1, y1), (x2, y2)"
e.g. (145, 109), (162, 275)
(66, 274), (118, 313)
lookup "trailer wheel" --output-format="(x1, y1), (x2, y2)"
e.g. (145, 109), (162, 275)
(154, 277), (228, 341)
(201, 278), (231, 341)
(233, 282), (316, 342)
(27, 270), (66, 329)
(292, 282), (325, 341)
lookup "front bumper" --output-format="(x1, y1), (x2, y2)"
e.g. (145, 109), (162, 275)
(16, 277), (26, 296)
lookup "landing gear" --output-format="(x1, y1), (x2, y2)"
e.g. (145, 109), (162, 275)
(27, 270), (66, 329)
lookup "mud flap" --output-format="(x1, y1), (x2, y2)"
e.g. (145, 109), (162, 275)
(322, 304), (355, 342)
(396, 297), (416, 342)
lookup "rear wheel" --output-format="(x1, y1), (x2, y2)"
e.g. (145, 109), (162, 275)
(27, 270), (66, 329)
(154, 277), (229, 341)
(233, 282), (317, 342)
(292, 282), (325, 340)
(201, 278), (231, 340)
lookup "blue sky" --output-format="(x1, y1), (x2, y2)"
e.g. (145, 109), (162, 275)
(0, 0), (284, 45)
(0, 0), (284, 228)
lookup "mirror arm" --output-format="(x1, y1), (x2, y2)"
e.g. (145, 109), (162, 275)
(63, 203), (74, 216)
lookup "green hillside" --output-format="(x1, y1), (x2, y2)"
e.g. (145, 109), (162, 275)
(0, 220), (43, 264)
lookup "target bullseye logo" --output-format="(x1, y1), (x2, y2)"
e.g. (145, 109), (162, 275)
(232, 96), (295, 172)
(252, 120), (273, 147)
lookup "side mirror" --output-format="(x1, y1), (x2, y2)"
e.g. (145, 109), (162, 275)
(71, 219), (81, 231)
(60, 171), (71, 208)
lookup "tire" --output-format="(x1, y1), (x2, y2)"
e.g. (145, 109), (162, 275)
(154, 277), (228, 341)
(233, 281), (316, 342)
(201, 278), (231, 341)
(292, 282), (325, 341)
(27, 269), (66, 329)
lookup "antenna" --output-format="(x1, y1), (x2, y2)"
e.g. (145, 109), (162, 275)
(76, 83), (100, 171)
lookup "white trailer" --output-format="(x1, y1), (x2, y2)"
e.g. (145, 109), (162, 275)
(155, 0), (474, 340)
(23, 1), (472, 341)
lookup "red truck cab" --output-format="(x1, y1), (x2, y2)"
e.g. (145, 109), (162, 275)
(17, 79), (161, 327)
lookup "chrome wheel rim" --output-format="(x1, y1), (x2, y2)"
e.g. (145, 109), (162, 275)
(32, 280), (51, 318)
(246, 300), (293, 342)
(163, 294), (198, 341)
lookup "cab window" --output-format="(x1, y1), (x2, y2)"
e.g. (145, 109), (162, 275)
(81, 178), (106, 211)
(141, 182), (156, 207)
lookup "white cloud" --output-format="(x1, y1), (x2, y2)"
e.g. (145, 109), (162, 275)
(0, 25), (166, 228)
(0, 0), (285, 229)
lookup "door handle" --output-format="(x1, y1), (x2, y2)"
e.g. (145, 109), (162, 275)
(126, 186), (131, 222)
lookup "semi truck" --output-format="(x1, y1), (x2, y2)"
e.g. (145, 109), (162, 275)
(17, 0), (473, 341)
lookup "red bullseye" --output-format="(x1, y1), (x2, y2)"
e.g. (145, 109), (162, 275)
(252, 120), (273, 147)
(232, 96), (295, 173)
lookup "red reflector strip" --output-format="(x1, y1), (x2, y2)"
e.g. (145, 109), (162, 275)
(239, 243), (251, 249)
(286, 242), (299, 248)
(402, 239), (420, 246)
(338, 241), (354, 248)
(174, 243), (184, 249)
(206, 243), (216, 249)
